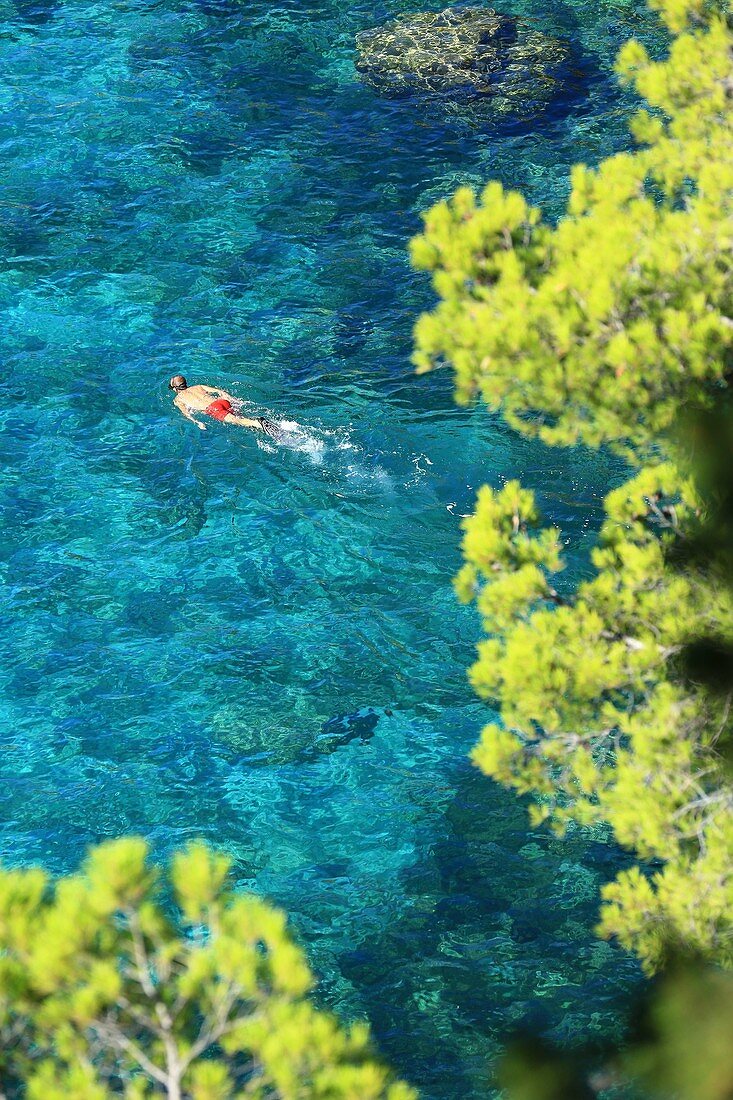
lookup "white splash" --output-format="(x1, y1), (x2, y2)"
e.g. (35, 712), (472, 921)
(251, 416), (430, 495)
(273, 419), (327, 464)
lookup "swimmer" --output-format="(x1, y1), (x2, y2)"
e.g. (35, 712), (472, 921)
(168, 376), (279, 437)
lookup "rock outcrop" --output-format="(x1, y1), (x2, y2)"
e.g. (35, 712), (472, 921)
(355, 7), (568, 104)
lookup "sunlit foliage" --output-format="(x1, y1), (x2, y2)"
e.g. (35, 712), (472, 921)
(0, 838), (416, 1100)
(411, 0), (733, 971)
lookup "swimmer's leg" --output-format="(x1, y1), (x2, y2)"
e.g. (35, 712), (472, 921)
(223, 413), (270, 432)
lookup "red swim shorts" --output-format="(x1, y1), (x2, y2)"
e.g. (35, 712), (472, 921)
(205, 398), (233, 421)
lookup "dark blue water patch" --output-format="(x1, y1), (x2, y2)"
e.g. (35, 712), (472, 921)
(0, 0), (653, 1095)
(6, 0), (60, 27)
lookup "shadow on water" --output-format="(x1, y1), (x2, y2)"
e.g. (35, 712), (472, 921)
(135, 0), (617, 182)
(338, 757), (642, 1098)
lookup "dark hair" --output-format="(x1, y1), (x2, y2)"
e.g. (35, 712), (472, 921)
(169, 375), (187, 391)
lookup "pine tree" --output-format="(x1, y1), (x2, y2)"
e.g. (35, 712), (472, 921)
(0, 838), (416, 1100)
(410, 0), (733, 972)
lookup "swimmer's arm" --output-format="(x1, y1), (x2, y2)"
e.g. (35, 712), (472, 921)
(174, 394), (207, 430)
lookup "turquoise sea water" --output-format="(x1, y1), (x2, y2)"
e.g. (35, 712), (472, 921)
(0, 0), (659, 1094)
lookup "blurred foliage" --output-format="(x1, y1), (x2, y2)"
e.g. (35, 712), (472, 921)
(411, 0), (733, 973)
(498, 956), (733, 1100)
(624, 955), (733, 1099)
(0, 838), (416, 1100)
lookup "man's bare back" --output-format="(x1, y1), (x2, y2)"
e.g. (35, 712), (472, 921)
(168, 375), (278, 435)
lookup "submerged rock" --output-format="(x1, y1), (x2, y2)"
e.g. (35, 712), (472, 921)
(298, 708), (380, 764)
(355, 7), (568, 103)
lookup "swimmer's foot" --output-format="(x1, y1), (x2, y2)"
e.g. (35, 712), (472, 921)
(258, 417), (281, 439)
